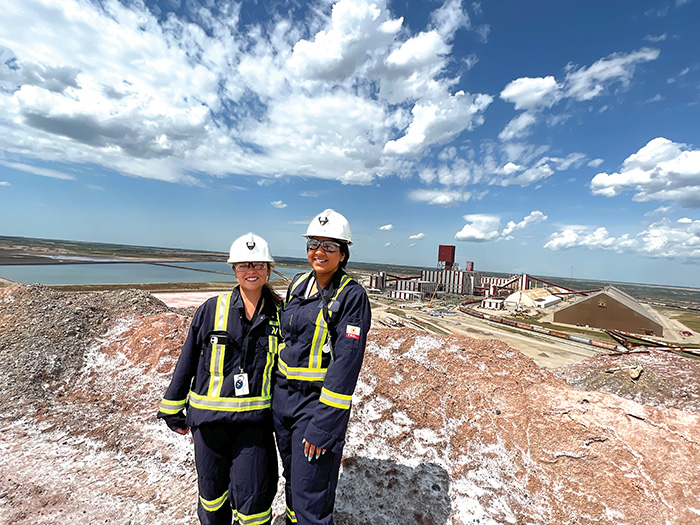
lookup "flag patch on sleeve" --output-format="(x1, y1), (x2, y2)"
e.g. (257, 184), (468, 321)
(346, 325), (361, 339)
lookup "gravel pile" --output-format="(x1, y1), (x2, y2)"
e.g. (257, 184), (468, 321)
(0, 284), (170, 410)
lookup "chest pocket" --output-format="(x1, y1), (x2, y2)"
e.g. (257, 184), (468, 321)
(308, 276), (352, 369)
(207, 293), (232, 398)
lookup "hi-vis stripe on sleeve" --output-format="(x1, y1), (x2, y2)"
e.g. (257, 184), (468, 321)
(278, 358), (327, 381)
(159, 397), (186, 414)
(319, 387), (352, 409)
(208, 293), (231, 398)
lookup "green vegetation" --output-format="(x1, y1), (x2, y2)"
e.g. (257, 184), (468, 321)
(654, 306), (700, 333)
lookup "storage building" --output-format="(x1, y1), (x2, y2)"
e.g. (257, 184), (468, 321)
(552, 286), (663, 336)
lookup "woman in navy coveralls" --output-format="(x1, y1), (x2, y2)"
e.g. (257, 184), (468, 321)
(157, 233), (280, 525)
(273, 209), (372, 525)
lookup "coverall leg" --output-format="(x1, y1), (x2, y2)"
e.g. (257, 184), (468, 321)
(193, 422), (277, 525)
(273, 382), (345, 525)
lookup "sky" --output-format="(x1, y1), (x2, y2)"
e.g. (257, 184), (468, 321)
(1, 0), (700, 287)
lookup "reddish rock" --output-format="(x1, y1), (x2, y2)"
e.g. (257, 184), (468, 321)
(1, 286), (698, 524)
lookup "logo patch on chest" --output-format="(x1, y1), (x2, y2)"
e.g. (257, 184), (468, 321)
(346, 325), (361, 339)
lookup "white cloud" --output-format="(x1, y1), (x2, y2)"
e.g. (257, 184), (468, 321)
(455, 214), (501, 242)
(544, 218), (700, 259)
(0, 0), (491, 187)
(501, 163), (553, 187)
(271, 200), (287, 209)
(644, 34), (667, 42)
(588, 158), (604, 168)
(501, 210), (548, 237)
(502, 162), (523, 175)
(500, 76), (561, 110)
(378, 224), (393, 230)
(590, 137), (700, 207)
(383, 91), (492, 155)
(409, 232), (425, 240)
(645, 205), (672, 216)
(456, 210), (547, 242)
(408, 188), (471, 206)
(0, 181), (10, 186)
(430, 0), (471, 40)
(0, 160), (75, 180)
(498, 112), (537, 141)
(564, 47), (660, 101)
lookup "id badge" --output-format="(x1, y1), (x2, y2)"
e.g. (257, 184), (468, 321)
(234, 373), (249, 396)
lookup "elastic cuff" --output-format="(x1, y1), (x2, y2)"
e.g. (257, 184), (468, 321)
(303, 421), (337, 451)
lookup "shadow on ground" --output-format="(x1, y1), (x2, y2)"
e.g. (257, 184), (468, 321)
(273, 457), (451, 524)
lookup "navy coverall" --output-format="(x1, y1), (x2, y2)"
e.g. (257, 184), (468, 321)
(158, 287), (279, 525)
(273, 271), (372, 525)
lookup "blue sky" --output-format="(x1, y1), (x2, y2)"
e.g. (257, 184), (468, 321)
(1, 0), (700, 287)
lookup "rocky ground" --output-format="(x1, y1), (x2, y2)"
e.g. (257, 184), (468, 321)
(1, 284), (699, 524)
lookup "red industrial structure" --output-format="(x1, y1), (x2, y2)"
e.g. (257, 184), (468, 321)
(438, 245), (455, 270)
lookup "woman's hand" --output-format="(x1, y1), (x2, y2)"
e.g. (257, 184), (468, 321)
(302, 438), (326, 461)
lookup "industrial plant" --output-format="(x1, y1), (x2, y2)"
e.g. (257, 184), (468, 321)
(367, 244), (670, 341)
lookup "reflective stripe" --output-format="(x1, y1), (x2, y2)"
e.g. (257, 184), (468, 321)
(189, 391), (271, 412)
(159, 398), (186, 414)
(319, 387), (352, 409)
(278, 357), (327, 381)
(286, 506), (298, 523)
(262, 347), (275, 397)
(200, 490), (228, 512)
(208, 293), (231, 398)
(308, 275), (352, 369)
(263, 318), (279, 396)
(238, 507), (272, 525)
(309, 310), (327, 368)
(290, 272), (312, 297)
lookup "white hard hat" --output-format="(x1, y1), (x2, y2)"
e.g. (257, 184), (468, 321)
(227, 233), (274, 264)
(303, 209), (353, 245)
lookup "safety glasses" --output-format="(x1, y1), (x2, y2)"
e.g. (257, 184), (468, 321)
(306, 239), (341, 253)
(233, 262), (267, 271)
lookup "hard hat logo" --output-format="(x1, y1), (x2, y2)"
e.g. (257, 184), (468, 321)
(303, 208), (353, 245)
(227, 232), (274, 264)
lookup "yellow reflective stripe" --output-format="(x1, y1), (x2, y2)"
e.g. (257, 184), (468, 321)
(286, 506), (297, 523)
(262, 348), (274, 397)
(214, 293), (231, 331)
(308, 275), (353, 368)
(285, 272), (311, 307)
(208, 293), (231, 397)
(200, 490), (228, 512)
(238, 507), (272, 525)
(159, 398), (186, 414)
(189, 391), (271, 412)
(292, 272), (312, 295)
(319, 387), (352, 409)
(309, 309), (327, 368)
(278, 358), (327, 381)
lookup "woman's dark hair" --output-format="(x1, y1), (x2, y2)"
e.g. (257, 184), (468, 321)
(264, 262), (282, 306)
(338, 241), (350, 270)
(263, 283), (282, 306)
